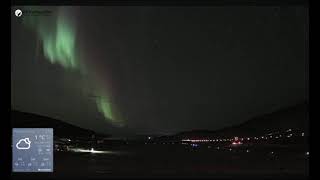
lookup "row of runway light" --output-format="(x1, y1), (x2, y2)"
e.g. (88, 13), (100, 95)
(181, 129), (305, 143)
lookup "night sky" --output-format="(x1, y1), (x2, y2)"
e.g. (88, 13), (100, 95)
(11, 6), (308, 135)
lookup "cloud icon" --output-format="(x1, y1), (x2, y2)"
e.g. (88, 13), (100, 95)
(16, 138), (31, 150)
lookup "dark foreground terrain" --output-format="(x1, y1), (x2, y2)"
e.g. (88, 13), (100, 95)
(12, 143), (309, 179)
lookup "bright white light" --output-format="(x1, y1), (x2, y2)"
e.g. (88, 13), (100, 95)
(69, 148), (113, 154)
(302, 133), (304, 137)
(148, 136), (151, 140)
(306, 152), (309, 155)
(246, 149), (250, 153)
(247, 138), (250, 140)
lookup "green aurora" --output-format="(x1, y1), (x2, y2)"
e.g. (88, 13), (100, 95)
(22, 7), (124, 127)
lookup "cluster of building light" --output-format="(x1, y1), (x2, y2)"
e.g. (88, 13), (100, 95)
(232, 141), (242, 145)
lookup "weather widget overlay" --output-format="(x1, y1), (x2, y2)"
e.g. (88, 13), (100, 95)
(12, 128), (53, 172)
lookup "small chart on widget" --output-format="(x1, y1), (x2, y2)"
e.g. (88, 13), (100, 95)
(12, 128), (53, 172)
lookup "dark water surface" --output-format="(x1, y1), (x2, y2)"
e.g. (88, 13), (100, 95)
(12, 144), (309, 178)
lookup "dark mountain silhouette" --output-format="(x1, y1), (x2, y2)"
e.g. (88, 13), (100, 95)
(11, 102), (308, 140)
(11, 110), (110, 138)
(175, 102), (309, 138)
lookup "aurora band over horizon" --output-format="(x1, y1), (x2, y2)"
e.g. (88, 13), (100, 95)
(22, 7), (124, 127)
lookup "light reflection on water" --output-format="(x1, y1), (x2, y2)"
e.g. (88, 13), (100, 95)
(69, 148), (128, 155)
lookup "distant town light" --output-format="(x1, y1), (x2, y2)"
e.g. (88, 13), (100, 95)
(246, 149), (250, 153)
(229, 148), (232, 151)
(302, 133), (304, 137)
(247, 138), (250, 140)
(148, 136), (151, 140)
(306, 152), (309, 155)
